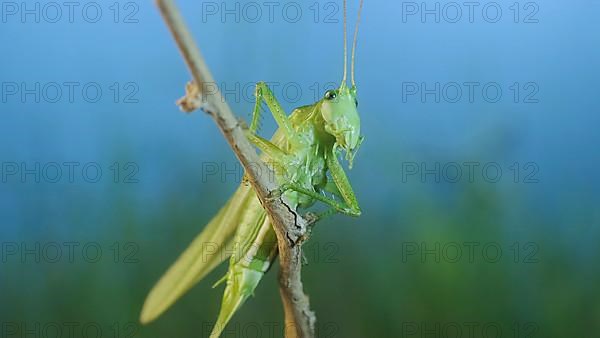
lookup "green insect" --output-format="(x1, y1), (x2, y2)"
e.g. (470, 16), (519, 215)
(140, 0), (365, 336)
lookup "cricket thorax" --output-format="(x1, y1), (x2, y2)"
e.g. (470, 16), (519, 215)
(278, 120), (329, 209)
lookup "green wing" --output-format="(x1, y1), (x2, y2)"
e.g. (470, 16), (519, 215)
(140, 184), (255, 324)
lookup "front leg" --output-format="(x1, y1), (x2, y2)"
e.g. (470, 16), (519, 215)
(277, 179), (361, 217)
(249, 82), (297, 143)
(315, 179), (348, 219)
(324, 146), (362, 216)
(246, 82), (302, 179)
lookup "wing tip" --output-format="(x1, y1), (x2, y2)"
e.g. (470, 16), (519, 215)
(139, 296), (161, 325)
(139, 284), (177, 325)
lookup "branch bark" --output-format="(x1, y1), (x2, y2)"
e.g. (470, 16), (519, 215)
(155, 1), (316, 337)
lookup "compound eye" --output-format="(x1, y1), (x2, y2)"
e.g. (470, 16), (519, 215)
(324, 90), (337, 100)
(354, 98), (359, 107)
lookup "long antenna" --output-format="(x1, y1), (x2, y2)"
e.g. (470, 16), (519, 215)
(342, 0), (348, 84)
(351, 0), (364, 87)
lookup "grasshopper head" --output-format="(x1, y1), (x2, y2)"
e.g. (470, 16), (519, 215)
(321, 0), (365, 168)
(321, 83), (362, 167)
